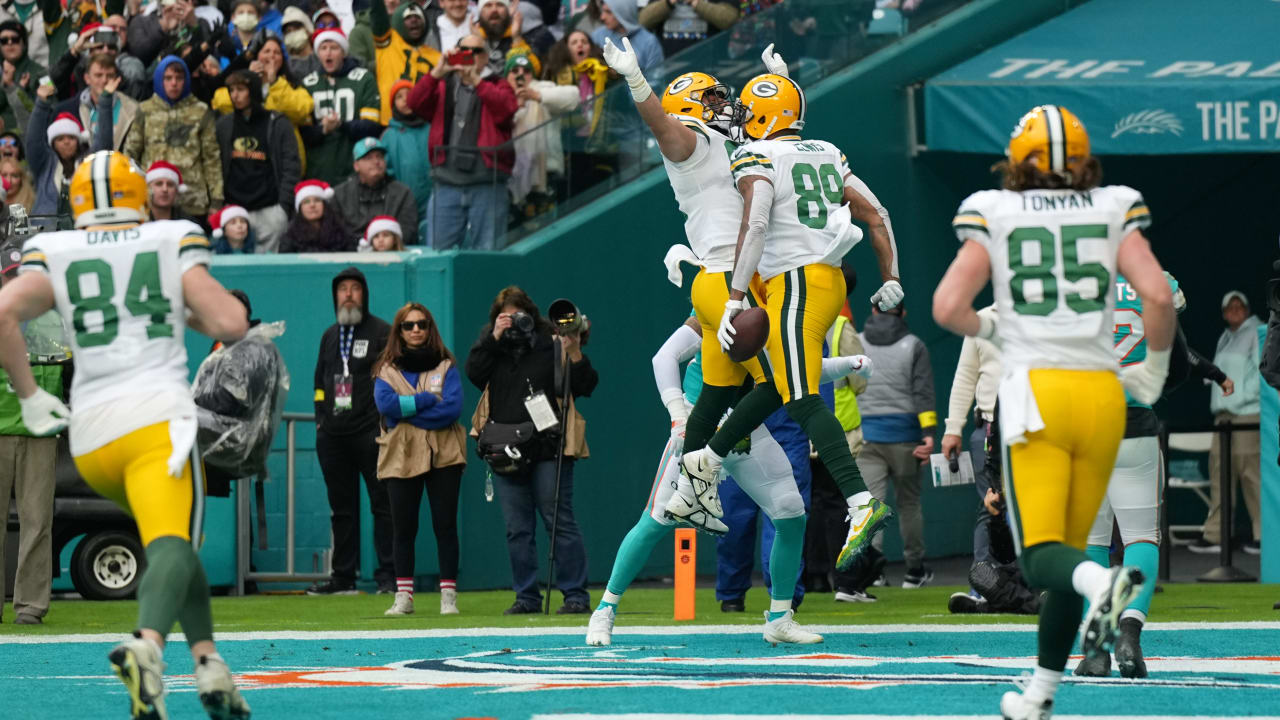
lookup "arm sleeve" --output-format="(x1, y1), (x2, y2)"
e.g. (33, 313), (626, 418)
(944, 336), (980, 436)
(537, 83), (581, 115)
(820, 356), (857, 383)
(356, 73), (381, 124)
(94, 93), (114, 151)
(18, 239), (49, 275)
(652, 322), (700, 420)
(912, 340), (936, 428)
(265, 78), (316, 125)
(844, 168), (898, 278)
(569, 352), (599, 398)
(477, 77), (519, 121)
(373, 377), (402, 417)
(1119, 186), (1153, 234)
(464, 327), (500, 389)
(838, 323), (868, 394)
(731, 176), (772, 294)
(416, 367), (464, 428)
(952, 192), (992, 248)
(210, 87), (232, 114)
(176, 226), (213, 272)
(371, 0), (391, 37)
(24, 99), (53, 177)
(407, 73), (440, 119)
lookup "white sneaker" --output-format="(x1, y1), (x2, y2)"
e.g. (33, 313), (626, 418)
(108, 633), (167, 720)
(585, 605), (616, 646)
(384, 591), (415, 616)
(762, 610), (823, 645)
(440, 588), (459, 614)
(871, 573), (888, 587)
(1081, 566), (1143, 659)
(195, 655), (252, 719)
(1000, 690), (1053, 720)
(663, 492), (729, 536)
(834, 590), (877, 603)
(679, 447), (724, 518)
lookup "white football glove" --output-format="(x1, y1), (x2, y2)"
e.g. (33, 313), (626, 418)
(871, 279), (904, 311)
(1164, 271), (1187, 314)
(19, 387), (70, 437)
(716, 298), (748, 353)
(848, 354), (873, 379)
(602, 37), (651, 102)
(760, 42), (789, 78)
(1121, 347), (1170, 405)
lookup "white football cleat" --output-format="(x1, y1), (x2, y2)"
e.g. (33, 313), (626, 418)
(679, 447), (723, 518)
(108, 632), (167, 720)
(440, 588), (459, 615)
(762, 610), (823, 646)
(1000, 690), (1053, 720)
(384, 591), (415, 616)
(663, 491), (729, 536)
(586, 605), (616, 646)
(1080, 566), (1144, 660)
(195, 654), (251, 719)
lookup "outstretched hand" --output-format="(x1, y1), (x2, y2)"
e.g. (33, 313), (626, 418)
(760, 43), (788, 77)
(602, 37), (640, 81)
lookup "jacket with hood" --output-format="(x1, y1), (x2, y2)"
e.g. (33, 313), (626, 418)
(27, 91), (112, 225)
(313, 267), (390, 438)
(371, 0), (440, 125)
(476, 16), (529, 79)
(211, 71), (313, 175)
(589, 0), (662, 77)
(124, 56), (224, 216)
(381, 111), (432, 221)
(1210, 313), (1262, 417)
(215, 70), (301, 213)
(299, 55), (382, 186)
(0, 0), (49, 67)
(0, 20), (43, 135)
(333, 172), (419, 246)
(407, 71), (517, 178)
(857, 311), (936, 444)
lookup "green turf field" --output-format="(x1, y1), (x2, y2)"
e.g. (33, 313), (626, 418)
(4, 584), (1276, 634)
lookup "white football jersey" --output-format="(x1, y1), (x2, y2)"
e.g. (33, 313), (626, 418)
(661, 117), (741, 272)
(20, 220), (212, 452)
(952, 185), (1152, 372)
(730, 136), (861, 280)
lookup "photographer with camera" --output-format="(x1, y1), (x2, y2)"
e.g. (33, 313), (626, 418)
(466, 286), (597, 615)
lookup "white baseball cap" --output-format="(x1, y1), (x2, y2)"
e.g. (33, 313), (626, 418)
(1221, 290), (1249, 309)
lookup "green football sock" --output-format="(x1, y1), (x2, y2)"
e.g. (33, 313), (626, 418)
(604, 515), (670, 600)
(785, 395), (866, 496)
(1037, 589), (1084, 671)
(708, 383), (782, 457)
(136, 536), (198, 640)
(683, 384), (739, 454)
(1020, 541), (1090, 593)
(177, 559), (215, 647)
(768, 515), (807, 604)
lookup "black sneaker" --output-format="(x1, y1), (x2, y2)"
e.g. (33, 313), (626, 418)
(1073, 648), (1111, 677)
(556, 601), (590, 615)
(1114, 617), (1147, 678)
(503, 600), (541, 615)
(948, 592), (986, 614)
(306, 579), (357, 595)
(720, 598), (745, 612)
(902, 566), (934, 589)
(1242, 540), (1261, 555)
(1188, 538), (1220, 554)
(834, 589), (877, 603)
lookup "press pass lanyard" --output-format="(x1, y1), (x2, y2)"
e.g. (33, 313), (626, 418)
(334, 326), (355, 412)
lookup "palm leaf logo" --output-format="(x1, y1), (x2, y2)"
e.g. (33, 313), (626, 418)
(1111, 109), (1184, 138)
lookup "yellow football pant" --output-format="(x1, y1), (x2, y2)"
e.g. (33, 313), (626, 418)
(1004, 369), (1126, 551)
(764, 263), (845, 403)
(73, 422), (204, 548)
(690, 268), (771, 387)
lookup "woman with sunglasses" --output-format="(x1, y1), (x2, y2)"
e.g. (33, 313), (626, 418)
(372, 303), (467, 616)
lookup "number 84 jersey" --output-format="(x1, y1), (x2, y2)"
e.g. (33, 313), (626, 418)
(952, 184), (1152, 372)
(19, 220), (211, 438)
(730, 137), (862, 280)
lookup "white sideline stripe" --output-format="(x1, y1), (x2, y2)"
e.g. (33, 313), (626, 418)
(532, 716), (1280, 720)
(1, 621), (1278, 645)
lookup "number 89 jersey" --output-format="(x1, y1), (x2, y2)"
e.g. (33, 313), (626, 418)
(730, 137), (861, 280)
(19, 220), (212, 424)
(952, 184), (1152, 371)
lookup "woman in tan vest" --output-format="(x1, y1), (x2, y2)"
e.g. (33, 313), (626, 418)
(372, 302), (467, 616)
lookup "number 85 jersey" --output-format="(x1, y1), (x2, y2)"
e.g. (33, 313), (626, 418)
(19, 220), (211, 443)
(952, 184), (1152, 371)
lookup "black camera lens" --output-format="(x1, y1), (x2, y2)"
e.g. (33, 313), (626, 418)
(512, 311), (533, 333)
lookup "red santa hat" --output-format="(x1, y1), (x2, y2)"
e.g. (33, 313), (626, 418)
(210, 204), (250, 238)
(146, 160), (188, 192)
(312, 26), (348, 53)
(47, 112), (88, 146)
(293, 179), (333, 210)
(360, 215), (402, 250)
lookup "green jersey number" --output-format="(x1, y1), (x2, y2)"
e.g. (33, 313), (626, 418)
(1007, 224), (1110, 316)
(65, 251), (173, 348)
(791, 162), (843, 229)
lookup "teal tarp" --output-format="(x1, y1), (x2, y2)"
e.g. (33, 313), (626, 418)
(924, 0), (1280, 155)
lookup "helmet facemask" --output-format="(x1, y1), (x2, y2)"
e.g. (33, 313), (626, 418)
(694, 82), (737, 133)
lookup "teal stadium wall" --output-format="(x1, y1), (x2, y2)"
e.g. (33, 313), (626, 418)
(190, 0), (1276, 591)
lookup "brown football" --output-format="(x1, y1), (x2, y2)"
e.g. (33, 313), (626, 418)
(727, 307), (769, 363)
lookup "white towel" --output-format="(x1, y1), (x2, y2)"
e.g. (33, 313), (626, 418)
(663, 244), (702, 287)
(168, 409), (199, 478)
(997, 366), (1044, 446)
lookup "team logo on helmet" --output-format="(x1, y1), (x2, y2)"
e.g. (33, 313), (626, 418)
(668, 76), (694, 95)
(751, 80), (779, 98)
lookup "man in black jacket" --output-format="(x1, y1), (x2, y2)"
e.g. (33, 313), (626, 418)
(308, 267), (396, 595)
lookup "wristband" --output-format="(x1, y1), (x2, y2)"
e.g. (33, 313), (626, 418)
(626, 72), (652, 103)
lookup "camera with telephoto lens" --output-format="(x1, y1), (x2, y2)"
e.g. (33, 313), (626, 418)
(548, 298), (589, 346)
(5, 204), (31, 243)
(1269, 259), (1280, 314)
(500, 310), (535, 349)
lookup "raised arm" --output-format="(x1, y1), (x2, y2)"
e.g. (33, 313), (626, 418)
(843, 173), (901, 311)
(1115, 228), (1174, 405)
(651, 316), (701, 424)
(712, 174), (774, 353)
(182, 265), (250, 343)
(601, 36), (697, 162)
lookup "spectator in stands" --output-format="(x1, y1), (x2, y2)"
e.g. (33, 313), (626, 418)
(591, 0), (661, 77)
(373, 300), (466, 616)
(300, 26), (382, 186)
(210, 35), (312, 172)
(638, 0), (739, 57)
(409, 34), (517, 250)
(51, 21), (147, 101)
(0, 21), (44, 133)
(542, 29), (612, 195)
(1195, 290), (1263, 555)
(307, 266), (396, 595)
(0, 130), (21, 161)
(216, 69), (299, 252)
(562, 0), (605, 35)
(27, 80), (107, 227)
(466, 285), (597, 615)
(425, 0), (474, 53)
(359, 215), (405, 252)
(333, 137), (418, 246)
(135, 0), (221, 76)
(54, 53), (138, 151)
(381, 79), (431, 240)
(281, 178), (354, 252)
(218, 0), (279, 64)
(0, 1), (48, 69)
(282, 6), (318, 76)
(124, 55), (223, 219)
(856, 302), (936, 589)
(145, 160), (201, 223)
(371, 0), (441, 126)
(517, 1), (556, 60)
(101, 14), (149, 99)
(210, 203), (256, 254)
(0, 156), (32, 212)
(475, 0), (529, 78)
(506, 48), (577, 219)
(346, 4), (377, 68)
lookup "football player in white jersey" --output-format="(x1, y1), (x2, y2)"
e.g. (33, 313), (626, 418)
(676, 74), (904, 587)
(0, 151), (252, 720)
(932, 106), (1174, 720)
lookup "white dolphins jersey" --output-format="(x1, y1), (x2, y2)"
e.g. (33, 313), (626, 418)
(19, 220), (212, 453)
(952, 184), (1152, 371)
(729, 136), (861, 280)
(661, 117), (741, 272)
